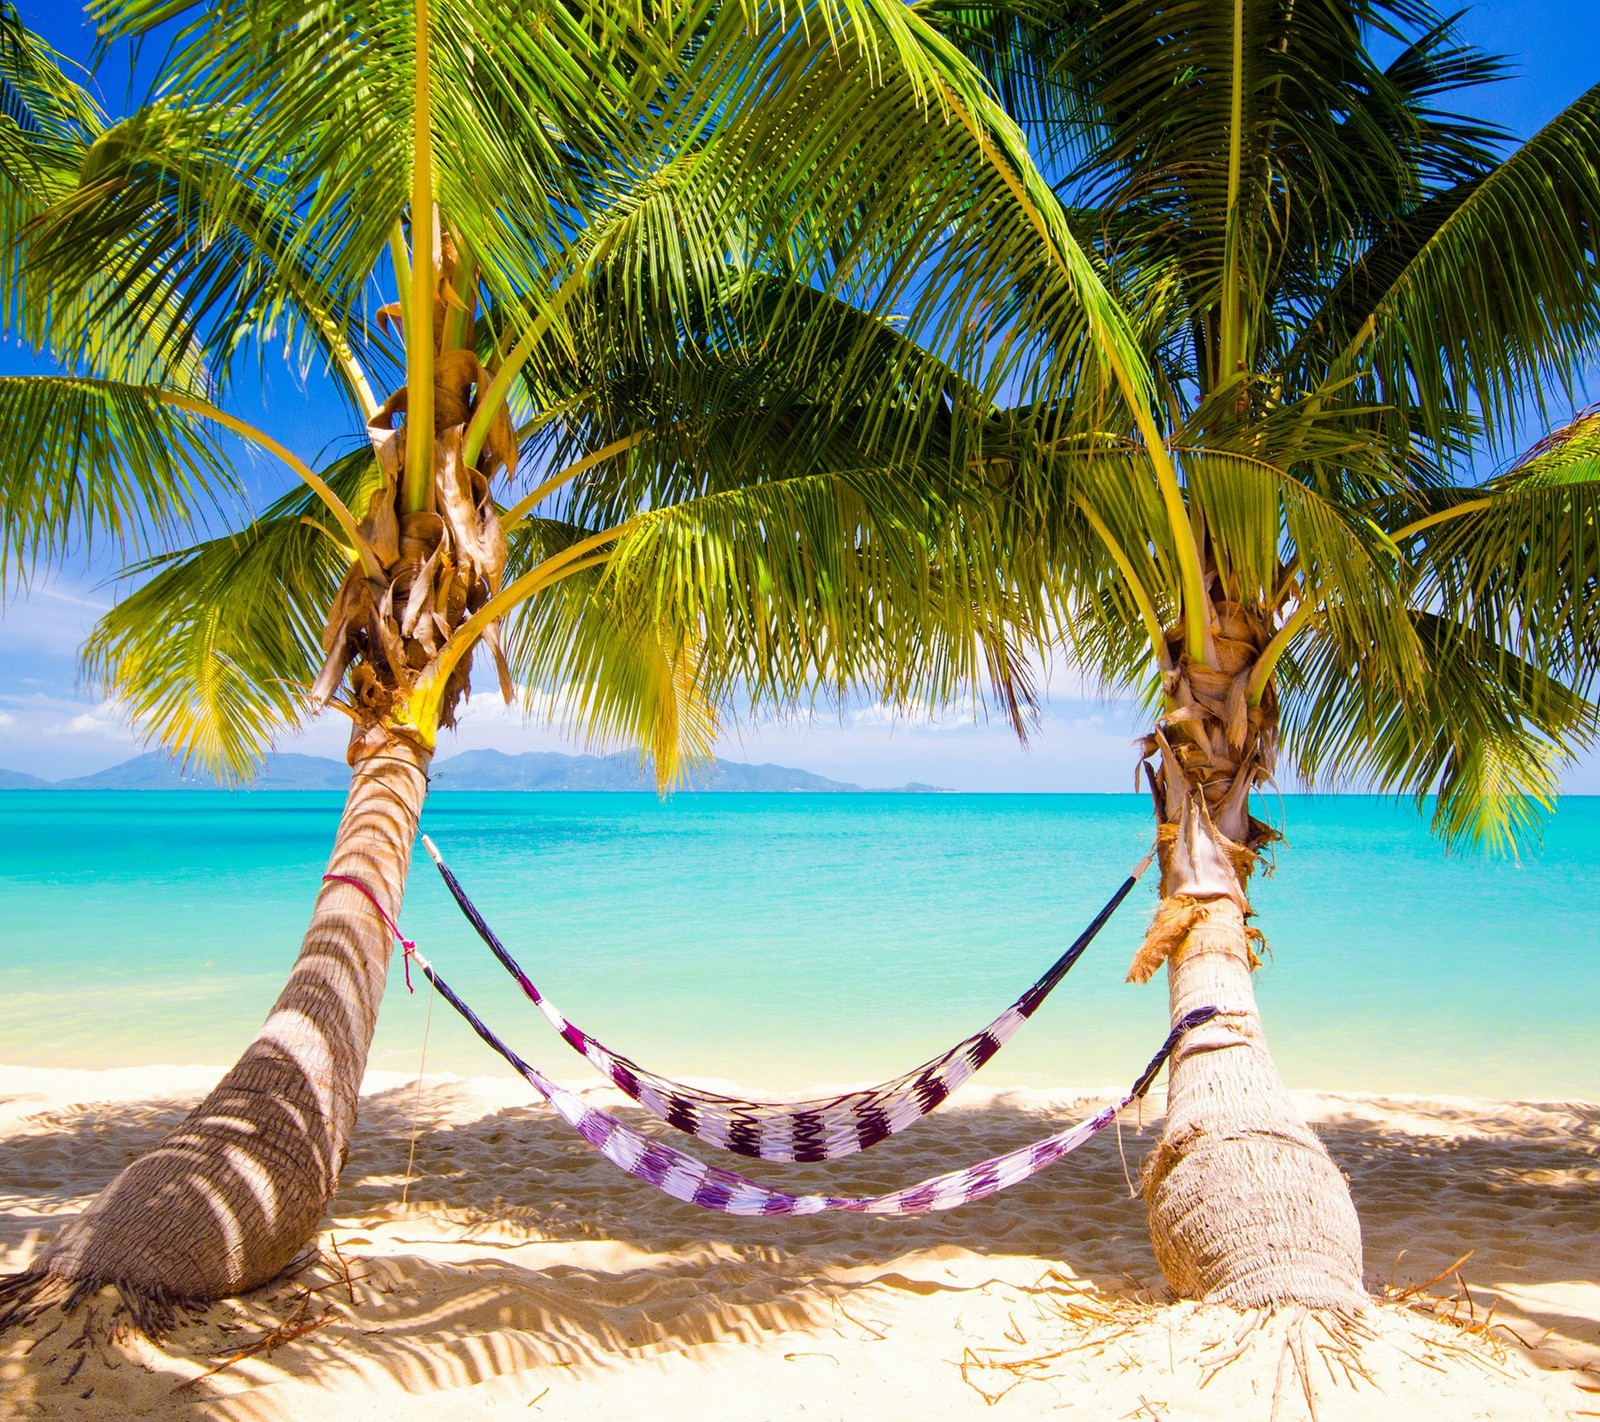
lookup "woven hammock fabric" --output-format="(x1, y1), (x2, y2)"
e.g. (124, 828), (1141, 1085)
(423, 836), (1151, 1162)
(412, 944), (1216, 1216)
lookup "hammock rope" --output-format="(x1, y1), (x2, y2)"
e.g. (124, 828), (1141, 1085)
(434, 958), (1213, 1217)
(331, 866), (1215, 1217)
(422, 835), (1153, 1162)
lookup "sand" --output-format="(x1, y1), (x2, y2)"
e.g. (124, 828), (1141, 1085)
(1, 1064), (1596, 1421)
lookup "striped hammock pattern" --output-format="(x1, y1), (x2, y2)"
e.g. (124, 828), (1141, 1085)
(414, 944), (1215, 1216)
(423, 837), (1151, 1162)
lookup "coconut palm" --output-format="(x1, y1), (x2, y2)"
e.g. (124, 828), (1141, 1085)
(927, 0), (1600, 1306)
(0, 0), (1155, 1324)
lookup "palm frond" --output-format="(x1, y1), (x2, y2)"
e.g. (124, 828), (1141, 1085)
(24, 100), (382, 400)
(1327, 82), (1600, 444)
(1280, 610), (1597, 855)
(80, 451), (371, 778)
(500, 520), (721, 788)
(0, 376), (239, 591)
(0, 3), (100, 337)
(1413, 409), (1600, 696)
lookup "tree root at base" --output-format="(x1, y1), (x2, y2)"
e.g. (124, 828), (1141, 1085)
(0, 1266), (206, 1340)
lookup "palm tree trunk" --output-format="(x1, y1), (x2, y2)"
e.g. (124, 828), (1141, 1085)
(1, 727), (430, 1332)
(1140, 832), (1366, 1308)
(1131, 603), (1366, 1309)
(0, 227), (513, 1337)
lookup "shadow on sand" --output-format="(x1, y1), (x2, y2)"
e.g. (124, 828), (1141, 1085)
(1, 1081), (1595, 1416)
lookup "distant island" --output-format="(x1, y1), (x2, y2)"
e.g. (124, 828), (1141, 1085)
(0, 749), (951, 794)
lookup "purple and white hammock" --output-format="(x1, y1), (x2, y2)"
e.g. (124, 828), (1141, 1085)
(406, 935), (1216, 1216)
(422, 835), (1153, 1162)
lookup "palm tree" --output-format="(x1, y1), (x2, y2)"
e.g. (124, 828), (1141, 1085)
(929, 0), (1600, 1306)
(0, 0), (1149, 1325)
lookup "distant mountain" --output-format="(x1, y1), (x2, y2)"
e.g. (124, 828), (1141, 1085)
(48, 751), (353, 790)
(51, 752), (219, 790)
(429, 748), (947, 792)
(429, 748), (655, 790)
(243, 754), (355, 789)
(691, 758), (859, 793)
(2, 748), (951, 793)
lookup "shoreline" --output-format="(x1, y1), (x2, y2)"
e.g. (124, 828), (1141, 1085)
(3, 1064), (1596, 1418)
(3, 1058), (1599, 1108)
(4, 1060), (1598, 1113)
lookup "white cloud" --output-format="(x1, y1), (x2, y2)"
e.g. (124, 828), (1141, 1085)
(0, 690), (143, 778)
(35, 696), (141, 741)
(428, 681), (601, 755)
(451, 681), (574, 726)
(35, 586), (112, 612)
(61, 710), (127, 736)
(847, 695), (980, 731)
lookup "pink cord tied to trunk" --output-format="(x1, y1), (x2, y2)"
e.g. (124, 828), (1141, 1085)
(322, 873), (417, 991)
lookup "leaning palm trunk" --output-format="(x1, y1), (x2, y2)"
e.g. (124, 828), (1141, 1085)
(1129, 600), (1366, 1309)
(0, 685), (431, 1331)
(1, 230), (528, 1322)
(2, 236), (530, 1326)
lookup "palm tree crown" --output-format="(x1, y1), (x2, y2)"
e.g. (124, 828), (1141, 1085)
(937, 0), (1600, 848)
(6, 0), (1161, 778)
(903, 0), (1600, 1309)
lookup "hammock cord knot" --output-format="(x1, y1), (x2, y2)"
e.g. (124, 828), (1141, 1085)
(322, 872), (418, 992)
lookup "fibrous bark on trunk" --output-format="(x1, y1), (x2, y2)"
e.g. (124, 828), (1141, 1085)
(0, 728), (431, 1333)
(0, 230), (517, 1332)
(1130, 597), (1366, 1310)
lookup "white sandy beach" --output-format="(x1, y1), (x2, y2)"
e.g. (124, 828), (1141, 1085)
(1, 1065), (1596, 1420)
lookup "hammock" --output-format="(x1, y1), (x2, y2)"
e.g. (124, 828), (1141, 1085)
(422, 835), (1152, 1162)
(409, 933), (1216, 1216)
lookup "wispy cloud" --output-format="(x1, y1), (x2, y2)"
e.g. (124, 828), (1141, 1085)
(34, 585), (112, 612)
(847, 695), (981, 731)
(41, 697), (139, 740)
(440, 681), (606, 755)
(0, 577), (112, 658)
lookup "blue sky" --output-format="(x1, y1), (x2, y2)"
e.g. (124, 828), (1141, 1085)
(2, 2), (1597, 791)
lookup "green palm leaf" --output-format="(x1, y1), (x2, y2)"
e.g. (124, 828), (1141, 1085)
(1282, 611), (1598, 854)
(1333, 83), (1600, 442)
(1414, 411), (1600, 694)
(80, 452), (370, 777)
(0, 376), (238, 590)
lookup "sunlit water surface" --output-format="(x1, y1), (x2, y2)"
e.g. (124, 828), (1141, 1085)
(2, 791), (1594, 1098)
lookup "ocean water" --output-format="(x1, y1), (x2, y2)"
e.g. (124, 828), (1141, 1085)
(0, 791), (1594, 1099)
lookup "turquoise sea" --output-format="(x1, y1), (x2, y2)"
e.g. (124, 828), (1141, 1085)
(0, 792), (1595, 1099)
